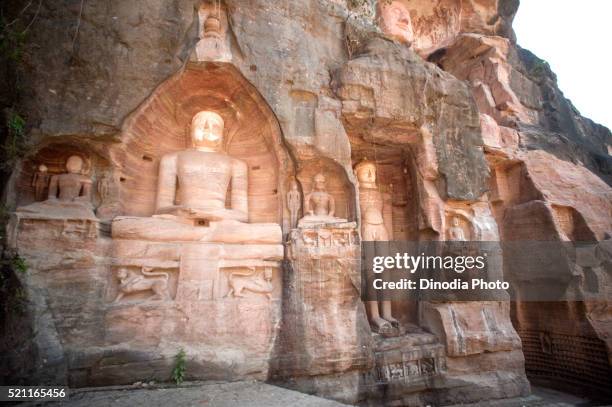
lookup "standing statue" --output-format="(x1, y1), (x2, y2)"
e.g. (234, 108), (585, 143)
(378, 0), (414, 46)
(356, 159), (399, 336)
(298, 173), (346, 226)
(32, 164), (50, 201)
(97, 173), (110, 203)
(287, 179), (301, 229)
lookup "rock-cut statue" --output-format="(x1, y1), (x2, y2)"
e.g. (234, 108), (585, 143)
(156, 111), (248, 222)
(112, 110), (281, 245)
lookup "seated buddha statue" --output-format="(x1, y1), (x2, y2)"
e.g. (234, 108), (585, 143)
(17, 155), (96, 220)
(297, 173), (346, 227)
(112, 110), (281, 245)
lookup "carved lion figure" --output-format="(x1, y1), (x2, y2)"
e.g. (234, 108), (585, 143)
(113, 267), (171, 303)
(226, 267), (273, 300)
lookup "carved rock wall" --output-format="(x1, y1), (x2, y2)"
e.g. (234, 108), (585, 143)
(434, 10), (612, 401)
(1, 0), (610, 405)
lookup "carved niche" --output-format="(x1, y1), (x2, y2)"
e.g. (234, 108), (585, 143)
(15, 143), (115, 220)
(113, 63), (292, 227)
(295, 158), (355, 226)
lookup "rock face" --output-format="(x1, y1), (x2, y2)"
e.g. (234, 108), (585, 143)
(433, 9), (612, 400)
(0, 0), (610, 405)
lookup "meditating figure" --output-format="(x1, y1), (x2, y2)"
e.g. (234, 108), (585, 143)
(112, 110), (281, 246)
(298, 173), (346, 227)
(448, 217), (467, 241)
(18, 155), (96, 220)
(155, 110), (248, 222)
(47, 155), (93, 203)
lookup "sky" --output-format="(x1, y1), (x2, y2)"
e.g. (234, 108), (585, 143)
(513, 1), (612, 130)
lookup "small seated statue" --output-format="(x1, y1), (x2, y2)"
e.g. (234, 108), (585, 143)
(298, 173), (346, 227)
(448, 216), (467, 241)
(112, 110), (281, 246)
(18, 155), (96, 220)
(48, 155), (93, 203)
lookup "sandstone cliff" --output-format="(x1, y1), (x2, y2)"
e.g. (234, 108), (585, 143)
(1, 0), (610, 405)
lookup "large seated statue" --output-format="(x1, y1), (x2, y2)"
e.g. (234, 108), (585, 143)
(112, 111), (282, 248)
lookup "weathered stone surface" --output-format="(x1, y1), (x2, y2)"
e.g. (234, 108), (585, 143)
(16, 0), (196, 137)
(465, 27), (612, 401)
(335, 37), (489, 201)
(1, 0), (610, 405)
(273, 225), (372, 382)
(421, 302), (522, 357)
(435, 34), (539, 126)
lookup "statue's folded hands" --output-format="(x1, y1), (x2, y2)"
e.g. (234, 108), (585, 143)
(156, 205), (247, 223)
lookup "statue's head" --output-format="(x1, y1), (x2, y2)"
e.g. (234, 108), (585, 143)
(290, 179), (299, 191)
(66, 155), (84, 174)
(452, 217), (460, 227)
(38, 164), (48, 173)
(313, 173), (327, 191)
(117, 268), (129, 279)
(355, 159), (377, 184)
(378, 1), (414, 46)
(190, 110), (224, 151)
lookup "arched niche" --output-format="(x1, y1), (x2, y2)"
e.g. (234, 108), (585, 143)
(16, 140), (111, 208)
(113, 62), (292, 226)
(351, 146), (419, 241)
(444, 207), (480, 241)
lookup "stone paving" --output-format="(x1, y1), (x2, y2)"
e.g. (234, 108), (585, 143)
(19, 382), (597, 407)
(446, 386), (593, 407)
(23, 381), (347, 407)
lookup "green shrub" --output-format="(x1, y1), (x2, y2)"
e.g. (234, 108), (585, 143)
(171, 348), (187, 385)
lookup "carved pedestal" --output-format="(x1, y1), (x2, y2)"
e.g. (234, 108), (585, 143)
(9, 213), (99, 248)
(106, 238), (283, 382)
(367, 333), (446, 403)
(7, 214), (104, 386)
(272, 223), (373, 400)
